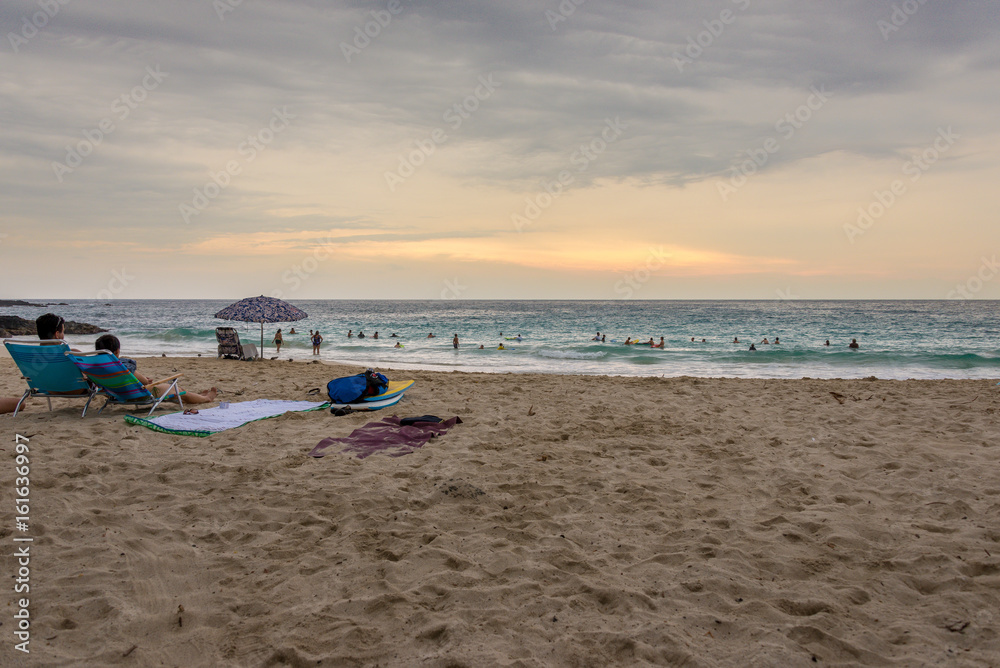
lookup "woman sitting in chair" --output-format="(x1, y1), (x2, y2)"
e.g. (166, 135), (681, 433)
(95, 335), (218, 404)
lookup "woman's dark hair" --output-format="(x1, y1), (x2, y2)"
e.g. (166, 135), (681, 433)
(95, 334), (121, 354)
(35, 313), (65, 339)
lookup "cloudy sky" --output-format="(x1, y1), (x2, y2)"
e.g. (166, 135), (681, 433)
(2, 0), (998, 299)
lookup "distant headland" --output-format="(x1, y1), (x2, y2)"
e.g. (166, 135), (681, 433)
(0, 315), (106, 338)
(0, 299), (70, 307)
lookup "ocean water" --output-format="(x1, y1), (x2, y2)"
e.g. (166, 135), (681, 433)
(3, 300), (999, 380)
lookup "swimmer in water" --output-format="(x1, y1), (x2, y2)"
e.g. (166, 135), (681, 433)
(357, 331), (365, 339)
(592, 331), (601, 341)
(427, 333), (435, 338)
(849, 338), (860, 349)
(733, 337), (739, 343)
(824, 339), (830, 346)
(601, 334), (605, 342)
(774, 337), (780, 344)
(394, 341), (403, 348)
(760, 338), (770, 344)
(749, 343), (757, 351)
(653, 337), (665, 349)
(498, 343), (505, 350)
(624, 337), (633, 345)
(646, 338), (655, 346)
(453, 334), (459, 349)
(373, 332), (379, 340)
(347, 330), (352, 338)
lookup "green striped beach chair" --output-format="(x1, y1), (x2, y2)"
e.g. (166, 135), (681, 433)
(66, 350), (184, 417)
(3, 339), (96, 417)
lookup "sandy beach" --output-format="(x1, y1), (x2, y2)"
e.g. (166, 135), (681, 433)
(1, 355), (999, 667)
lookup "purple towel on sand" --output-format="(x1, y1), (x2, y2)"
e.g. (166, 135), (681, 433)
(309, 416), (463, 459)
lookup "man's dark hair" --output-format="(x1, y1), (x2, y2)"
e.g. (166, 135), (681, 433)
(36, 313), (64, 340)
(95, 334), (120, 354)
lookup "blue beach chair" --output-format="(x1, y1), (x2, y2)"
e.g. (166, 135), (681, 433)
(66, 350), (184, 417)
(3, 339), (96, 417)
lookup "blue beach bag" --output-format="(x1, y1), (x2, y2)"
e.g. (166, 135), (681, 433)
(327, 369), (388, 403)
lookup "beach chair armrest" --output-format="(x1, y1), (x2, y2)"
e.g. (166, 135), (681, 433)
(143, 373), (184, 389)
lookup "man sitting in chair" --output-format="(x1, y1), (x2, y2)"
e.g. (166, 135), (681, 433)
(95, 334), (218, 404)
(2, 313), (82, 414)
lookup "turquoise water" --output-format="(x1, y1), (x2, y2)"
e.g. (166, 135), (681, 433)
(4, 300), (999, 379)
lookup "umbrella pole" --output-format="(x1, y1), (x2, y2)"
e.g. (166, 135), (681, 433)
(260, 322), (264, 359)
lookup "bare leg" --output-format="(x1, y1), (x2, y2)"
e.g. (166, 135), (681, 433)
(1, 397), (22, 414)
(179, 386), (219, 404)
(156, 386), (218, 404)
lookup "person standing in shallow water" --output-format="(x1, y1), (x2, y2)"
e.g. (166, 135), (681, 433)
(849, 338), (860, 349)
(453, 334), (459, 349)
(312, 331), (323, 354)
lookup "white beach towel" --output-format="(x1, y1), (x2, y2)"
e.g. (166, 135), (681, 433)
(124, 399), (328, 436)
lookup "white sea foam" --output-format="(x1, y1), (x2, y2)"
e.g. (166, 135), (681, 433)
(536, 350), (606, 360)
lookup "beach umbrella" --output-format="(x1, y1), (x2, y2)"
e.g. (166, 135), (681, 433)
(214, 295), (308, 356)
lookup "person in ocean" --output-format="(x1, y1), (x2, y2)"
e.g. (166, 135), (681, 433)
(592, 332), (601, 341)
(601, 334), (605, 342)
(749, 343), (757, 351)
(373, 332), (379, 339)
(760, 338), (770, 344)
(453, 334), (459, 349)
(390, 333), (398, 337)
(478, 344), (484, 349)
(312, 330), (323, 354)
(347, 329), (352, 338)
(645, 338), (655, 345)
(733, 337), (739, 343)
(288, 327), (296, 335)
(427, 333), (435, 338)
(497, 343), (506, 350)
(849, 338), (860, 349)
(394, 341), (403, 348)
(774, 337), (780, 344)
(701, 338), (706, 343)
(825, 339), (830, 346)
(272, 328), (283, 353)
(623, 337), (633, 345)
(690, 337), (695, 342)
(358, 331), (365, 339)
